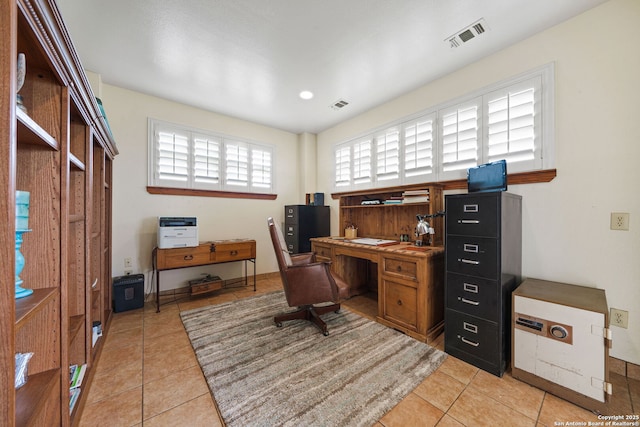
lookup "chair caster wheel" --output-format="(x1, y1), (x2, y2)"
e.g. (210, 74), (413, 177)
(275, 322), (282, 327)
(334, 310), (340, 314)
(323, 331), (329, 336)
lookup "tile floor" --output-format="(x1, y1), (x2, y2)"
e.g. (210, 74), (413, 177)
(79, 275), (639, 426)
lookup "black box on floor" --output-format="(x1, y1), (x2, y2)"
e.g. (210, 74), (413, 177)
(113, 274), (144, 312)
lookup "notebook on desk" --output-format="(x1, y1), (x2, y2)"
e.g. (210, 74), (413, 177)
(349, 238), (397, 246)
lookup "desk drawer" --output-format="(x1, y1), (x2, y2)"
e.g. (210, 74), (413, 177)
(446, 236), (498, 279)
(445, 309), (498, 362)
(382, 278), (418, 330)
(382, 256), (418, 281)
(312, 243), (333, 261)
(446, 272), (498, 321)
(212, 241), (255, 262)
(157, 245), (211, 269)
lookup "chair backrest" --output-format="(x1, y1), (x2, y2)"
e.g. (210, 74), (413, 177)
(267, 218), (293, 284)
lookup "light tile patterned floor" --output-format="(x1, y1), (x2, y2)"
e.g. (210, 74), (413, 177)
(79, 275), (638, 426)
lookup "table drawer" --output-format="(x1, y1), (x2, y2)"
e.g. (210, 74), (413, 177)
(445, 309), (498, 362)
(446, 194), (499, 237)
(382, 256), (418, 281)
(446, 236), (498, 279)
(212, 241), (255, 262)
(156, 245), (211, 269)
(382, 278), (418, 330)
(446, 273), (498, 321)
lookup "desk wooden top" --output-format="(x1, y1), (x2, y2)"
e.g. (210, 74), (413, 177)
(310, 237), (444, 258)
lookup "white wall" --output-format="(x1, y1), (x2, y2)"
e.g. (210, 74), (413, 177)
(317, 0), (640, 364)
(98, 85), (299, 292)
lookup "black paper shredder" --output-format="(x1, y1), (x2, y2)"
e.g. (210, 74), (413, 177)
(113, 274), (144, 312)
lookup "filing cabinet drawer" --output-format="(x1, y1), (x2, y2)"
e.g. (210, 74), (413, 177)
(382, 256), (418, 281)
(445, 309), (498, 362)
(212, 241), (256, 262)
(446, 272), (499, 321)
(446, 236), (498, 279)
(156, 245), (211, 269)
(382, 279), (418, 330)
(446, 194), (499, 237)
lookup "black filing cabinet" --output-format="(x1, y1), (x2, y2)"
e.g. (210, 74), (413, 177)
(284, 205), (330, 254)
(444, 192), (522, 376)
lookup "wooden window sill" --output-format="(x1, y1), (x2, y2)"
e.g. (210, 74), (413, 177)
(147, 186), (277, 200)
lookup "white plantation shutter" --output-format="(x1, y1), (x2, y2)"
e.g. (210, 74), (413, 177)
(485, 78), (541, 171)
(375, 129), (399, 183)
(251, 147), (272, 191)
(193, 134), (221, 188)
(149, 119), (275, 194)
(403, 115), (434, 182)
(157, 129), (189, 186)
(440, 100), (480, 178)
(225, 141), (249, 188)
(353, 139), (372, 185)
(335, 145), (351, 188)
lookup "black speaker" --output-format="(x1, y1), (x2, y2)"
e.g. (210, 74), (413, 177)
(113, 274), (145, 312)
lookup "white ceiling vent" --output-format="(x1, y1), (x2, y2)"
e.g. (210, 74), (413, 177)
(330, 99), (349, 111)
(447, 19), (488, 48)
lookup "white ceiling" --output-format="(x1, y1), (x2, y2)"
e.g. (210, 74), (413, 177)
(56, 0), (606, 134)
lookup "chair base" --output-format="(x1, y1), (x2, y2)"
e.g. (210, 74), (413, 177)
(274, 303), (341, 336)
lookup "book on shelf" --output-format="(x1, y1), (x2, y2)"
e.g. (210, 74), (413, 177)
(402, 196), (429, 203)
(69, 363), (87, 390)
(69, 388), (81, 413)
(402, 189), (430, 196)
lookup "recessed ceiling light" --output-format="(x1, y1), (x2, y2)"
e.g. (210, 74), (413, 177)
(299, 90), (314, 100)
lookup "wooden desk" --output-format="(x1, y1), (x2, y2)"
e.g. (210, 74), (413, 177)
(311, 237), (445, 343)
(153, 239), (256, 312)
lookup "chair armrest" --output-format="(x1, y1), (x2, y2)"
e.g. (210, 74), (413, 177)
(290, 252), (316, 265)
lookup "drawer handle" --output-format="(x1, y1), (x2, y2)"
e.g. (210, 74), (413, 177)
(463, 283), (478, 293)
(463, 244), (478, 253)
(460, 336), (480, 347)
(463, 322), (478, 333)
(463, 204), (479, 213)
(458, 219), (480, 224)
(396, 266), (402, 272)
(397, 299), (403, 306)
(460, 297), (480, 306)
(460, 258), (479, 265)
(183, 255), (194, 261)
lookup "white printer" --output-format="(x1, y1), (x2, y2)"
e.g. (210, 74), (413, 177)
(157, 217), (198, 249)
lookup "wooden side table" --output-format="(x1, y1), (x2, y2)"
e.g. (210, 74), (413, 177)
(153, 239), (256, 311)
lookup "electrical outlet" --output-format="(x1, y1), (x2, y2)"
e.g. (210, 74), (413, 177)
(610, 212), (629, 231)
(610, 308), (628, 328)
(124, 269), (132, 276)
(124, 257), (132, 268)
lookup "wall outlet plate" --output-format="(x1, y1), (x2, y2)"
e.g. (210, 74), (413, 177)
(610, 308), (629, 328)
(610, 212), (629, 231)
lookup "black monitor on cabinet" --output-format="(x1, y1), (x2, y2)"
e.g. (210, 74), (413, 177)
(467, 159), (507, 193)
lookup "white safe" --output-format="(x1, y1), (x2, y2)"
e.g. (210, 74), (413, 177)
(512, 278), (612, 412)
(157, 217), (198, 249)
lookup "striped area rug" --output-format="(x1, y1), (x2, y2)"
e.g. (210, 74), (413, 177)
(180, 291), (446, 427)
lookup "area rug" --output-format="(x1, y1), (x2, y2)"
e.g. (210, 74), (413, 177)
(180, 291), (446, 427)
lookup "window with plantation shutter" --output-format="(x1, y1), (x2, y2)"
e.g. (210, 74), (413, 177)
(149, 119), (274, 195)
(335, 145), (351, 188)
(375, 129), (400, 183)
(353, 139), (372, 185)
(156, 128), (189, 186)
(440, 100), (480, 178)
(193, 134), (221, 187)
(485, 77), (541, 171)
(403, 115), (434, 183)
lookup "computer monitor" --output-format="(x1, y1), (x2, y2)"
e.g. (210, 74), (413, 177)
(467, 160), (507, 193)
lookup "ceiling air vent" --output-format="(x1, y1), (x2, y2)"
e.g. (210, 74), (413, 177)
(447, 19), (488, 48)
(330, 99), (349, 111)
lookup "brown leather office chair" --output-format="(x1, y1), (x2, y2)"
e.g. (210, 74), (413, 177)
(267, 217), (349, 336)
